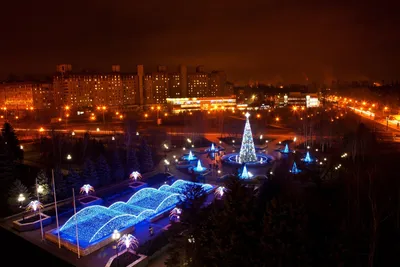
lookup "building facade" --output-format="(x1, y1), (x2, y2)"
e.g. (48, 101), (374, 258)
(53, 65), (141, 110)
(166, 96), (237, 113)
(274, 92), (320, 108)
(0, 82), (54, 110)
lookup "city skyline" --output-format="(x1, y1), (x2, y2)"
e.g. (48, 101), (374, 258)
(1, 0), (400, 85)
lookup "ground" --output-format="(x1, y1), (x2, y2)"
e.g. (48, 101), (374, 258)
(1, 110), (350, 267)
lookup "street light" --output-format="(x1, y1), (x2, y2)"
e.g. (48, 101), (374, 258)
(18, 193), (25, 208)
(67, 154), (72, 160)
(112, 229), (121, 263)
(18, 193), (26, 220)
(37, 185), (44, 194)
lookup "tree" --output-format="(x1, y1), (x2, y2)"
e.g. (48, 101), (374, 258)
(34, 169), (51, 203)
(81, 158), (99, 187)
(7, 179), (29, 212)
(65, 168), (79, 195)
(96, 154), (111, 186)
(238, 113), (257, 163)
(126, 146), (140, 175)
(52, 166), (68, 201)
(139, 139), (154, 173)
(111, 149), (125, 182)
(1, 122), (23, 161)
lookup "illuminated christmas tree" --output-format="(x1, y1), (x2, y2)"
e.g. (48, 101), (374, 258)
(239, 113), (257, 163)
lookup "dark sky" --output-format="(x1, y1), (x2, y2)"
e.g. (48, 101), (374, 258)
(1, 0), (399, 85)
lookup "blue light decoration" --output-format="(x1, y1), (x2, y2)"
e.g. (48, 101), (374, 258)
(181, 151), (197, 161)
(302, 151), (313, 163)
(56, 180), (213, 247)
(193, 159), (207, 173)
(210, 143), (215, 151)
(239, 164), (254, 179)
(290, 161), (301, 174)
(281, 144), (290, 153)
(188, 151), (195, 161)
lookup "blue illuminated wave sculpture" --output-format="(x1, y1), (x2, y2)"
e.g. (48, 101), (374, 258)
(57, 180), (212, 245)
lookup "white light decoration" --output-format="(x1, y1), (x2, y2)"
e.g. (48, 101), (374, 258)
(169, 207), (182, 221)
(26, 200), (43, 212)
(80, 184), (94, 195)
(238, 112), (257, 163)
(118, 234), (139, 252)
(214, 186), (227, 199)
(129, 171), (142, 181)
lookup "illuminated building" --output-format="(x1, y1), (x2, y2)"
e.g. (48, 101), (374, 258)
(0, 82), (54, 110)
(169, 72), (182, 98)
(274, 92), (320, 108)
(166, 96), (236, 113)
(187, 66), (209, 97)
(53, 64), (141, 110)
(144, 74), (153, 104)
(209, 71), (227, 97)
(150, 66), (169, 104)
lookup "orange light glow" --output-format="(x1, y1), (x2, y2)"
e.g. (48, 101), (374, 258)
(275, 117), (280, 122)
(144, 113), (148, 118)
(65, 106), (70, 110)
(292, 106), (298, 111)
(39, 127), (44, 132)
(58, 118), (62, 122)
(256, 114), (261, 118)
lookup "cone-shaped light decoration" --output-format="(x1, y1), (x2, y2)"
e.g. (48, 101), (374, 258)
(239, 113), (257, 163)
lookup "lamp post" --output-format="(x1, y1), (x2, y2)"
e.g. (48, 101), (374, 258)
(156, 106), (161, 125)
(102, 106), (106, 124)
(67, 154), (72, 169)
(36, 182), (44, 240)
(18, 193), (25, 220)
(112, 229), (121, 266)
(64, 106), (70, 128)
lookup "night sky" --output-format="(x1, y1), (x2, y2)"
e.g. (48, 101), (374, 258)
(1, 0), (399, 84)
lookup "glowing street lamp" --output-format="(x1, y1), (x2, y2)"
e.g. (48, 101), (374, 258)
(112, 230), (121, 258)
(18, 193), (25, 208)
(37, 185), (44, 194)
(20, 145), (24, 150)
(67, 154), (72, 160)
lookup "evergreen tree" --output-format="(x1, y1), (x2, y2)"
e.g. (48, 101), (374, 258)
(0, 152), (14, 182)
(7, 179), (29, 211)
(65, 168), (80, 195)
(34, 169), (51, 203)
(81, 158), (99, 187)
(1, 122), (23, 161)
(139, 139), (154, 173)
(111, 149), (125, 182)
(238, 112), (257, 163)
(52, 166), (68, 199)
(126, 146), (140, 174)
(96, 154), (111, 186)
